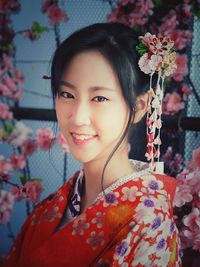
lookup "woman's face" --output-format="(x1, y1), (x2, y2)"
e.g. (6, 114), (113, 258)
(55, 50), (130, 164)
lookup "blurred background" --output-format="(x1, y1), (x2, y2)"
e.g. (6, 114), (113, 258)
(0, 1), (200, 266)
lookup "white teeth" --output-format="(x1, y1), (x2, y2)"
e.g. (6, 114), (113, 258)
(72, 133), (95, 140)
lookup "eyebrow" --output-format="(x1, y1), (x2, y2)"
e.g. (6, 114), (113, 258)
(59, 80), (115, 92)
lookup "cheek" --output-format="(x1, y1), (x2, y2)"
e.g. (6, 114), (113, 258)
(55, 100), (68, 125)
(100, 106), (128, 135)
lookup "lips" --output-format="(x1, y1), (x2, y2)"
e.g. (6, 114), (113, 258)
(70, 132), (98, 145)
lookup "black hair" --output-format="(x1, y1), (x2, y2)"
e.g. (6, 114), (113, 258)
(51, 22), (149, 196)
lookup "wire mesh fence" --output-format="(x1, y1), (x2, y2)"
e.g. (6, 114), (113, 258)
(185, 16), (200, 161)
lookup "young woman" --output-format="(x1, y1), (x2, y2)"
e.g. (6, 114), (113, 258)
(3, 23), (182, 267)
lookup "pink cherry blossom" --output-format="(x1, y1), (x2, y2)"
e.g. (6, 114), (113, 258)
(2, 54), (12, 72)
(169, 30), (192, 50)
(0, 69), (3, 78)
(3, 76), (16, 91)
(21, 139), (37, 157)
(9, 154), (26, 170)
(47, 5), (68, 25)
(0, 155), (12, 174)
(159, 10), (178, 34)
(23, 30), (36, 41)
(12, 181), (43, 203)
(192, 195), (200, 209)
(183, 208), (200, 230)
(193, 231), (200, 252)
(0, 83), (10, 98)
(162, 92), (185, 115)
(12, 88), (23, 101)
(107, 0), (154, 27)
(161, 146), (184, 174)
(0, 103), (13, 120)
(182, 227), (200, 252)
(181, 83), (192, 100)
(176, 168), (190, 184)
(14, 68), (24, 86)
(57, 133), (70, 153)
(174, 184), (193, 207)
(41, 0), (52, 13)
(172, 53), (188, 82)
(8, 121), (32, 147)
(36, 128), (54, 150)
(190, 147), (200, 170)
(181, 207), (200, 252)
(162, 146), (173, 162)
(1, 83), (23, 102)
(0, 172), (11, 182)
(186, 171), (200, 195)
(176, 3), (193, 24)
(0, 0), (20, 12)
(182, 3), (192, 17)
(179, 230), (193, 249)
(0, 189), (15, 224)
(174, 153), (184, 170)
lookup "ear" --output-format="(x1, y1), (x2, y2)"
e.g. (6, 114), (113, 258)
(132, 89), (154, 124)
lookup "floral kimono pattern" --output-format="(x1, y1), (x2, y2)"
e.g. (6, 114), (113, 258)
(3, 160), (182, 267)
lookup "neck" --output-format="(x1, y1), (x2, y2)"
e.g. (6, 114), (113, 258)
(81, 147), (134, 209)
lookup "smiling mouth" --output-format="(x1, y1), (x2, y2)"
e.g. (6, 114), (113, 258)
(71, 132), (98, 145)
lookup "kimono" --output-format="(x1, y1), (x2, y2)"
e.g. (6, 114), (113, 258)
(3, 160), (182, 267)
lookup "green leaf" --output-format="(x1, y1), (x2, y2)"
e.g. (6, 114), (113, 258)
(4, 121), (14, 134)
(0, 130), (7, 138)
(191, 2), (200, 20)
(153, 0), (164, 8)
(163, 78), (170, 88)
(31, 178), (43, 183)
(194, 9), (200, 19)
(28, 22), (48, 41)
(136, 42), (149, 56)
(19, 175), (26, 185)
(32, 21), (48, 34)
(161, 63), (167, 71)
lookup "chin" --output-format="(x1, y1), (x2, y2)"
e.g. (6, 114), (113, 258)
(70, 151), (96, 164)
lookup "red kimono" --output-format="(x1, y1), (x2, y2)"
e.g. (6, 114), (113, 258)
(3, 160), (182, 267)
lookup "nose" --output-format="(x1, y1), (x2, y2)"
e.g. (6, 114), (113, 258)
(70, 102), (91, 126)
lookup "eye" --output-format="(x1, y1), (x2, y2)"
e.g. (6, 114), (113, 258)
(60, 91), (74, 99)
(93, 96), (109, 102)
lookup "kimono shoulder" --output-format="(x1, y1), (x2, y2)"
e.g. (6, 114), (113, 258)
(152, 173), (178, 206)
(2, 169), (81, 267)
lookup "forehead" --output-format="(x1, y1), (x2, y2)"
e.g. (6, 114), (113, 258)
(61, 50), (121, 92)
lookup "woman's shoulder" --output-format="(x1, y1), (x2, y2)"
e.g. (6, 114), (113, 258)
(129, 160), (178, 205)
(152, 172), (177, 203)
(137, 172), (178, 208)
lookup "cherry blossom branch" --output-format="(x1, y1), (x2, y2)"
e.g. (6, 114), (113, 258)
(14, 60), (50, 63)
(188, 77), (200, 105)
(0, 179), (20, 189)
(7, 222), (15, 242)
(14, 28), (54, 35)
(63, 152), (67, 184)
(54, 24), (60, 47)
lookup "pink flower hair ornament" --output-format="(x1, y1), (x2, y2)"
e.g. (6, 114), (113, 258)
(136, 33), (177, 172)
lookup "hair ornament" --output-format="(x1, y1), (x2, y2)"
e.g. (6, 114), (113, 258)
(42, 75), (52, 79)
(136, 33), (177, 172)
